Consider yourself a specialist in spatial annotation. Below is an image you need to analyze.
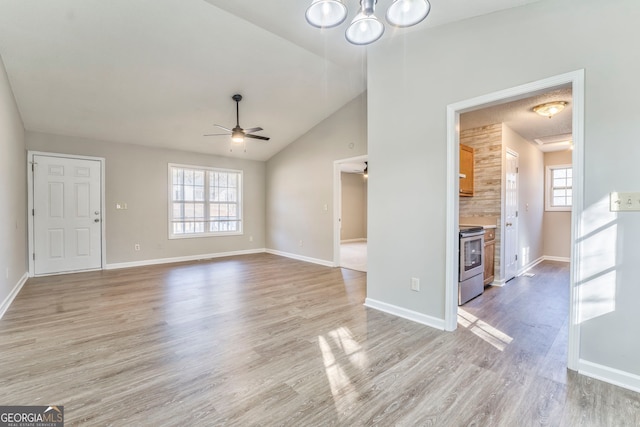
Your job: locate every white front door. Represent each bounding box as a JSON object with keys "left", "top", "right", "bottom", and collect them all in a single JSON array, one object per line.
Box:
[
  {"left": 33, "top": 154, "right": 102, "bottom": 275},
  {"left": 504, "top": 150, "right": 519, "bottom": 281}
]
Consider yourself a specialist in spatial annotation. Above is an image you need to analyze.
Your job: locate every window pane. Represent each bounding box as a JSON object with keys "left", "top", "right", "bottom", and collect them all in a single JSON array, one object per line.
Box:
[
  {"left": 210, "top": 203, "right": 220, "bottom": 218},
  {"left": 553, "top": 178, "right": 566, "bottom": 188},
  {"left": 195, "top": 171, "right": 204, "bottom": 186},
  {"left": 553, "top": 189, "right": 566, "bottom": 198},
  {"left": 173, "top": 185, "right": 183, "bottom": 200},
  {"left": 194, "top": 203, "right": 205, "bottom": 219},
  {"left": 184, "top": 186, "right": 194, "bottom": 201},
  {"left": 173, "top": 203, "right": 183, "bottom": 219},
  {"left": 175, "top": 169, "right": 183, "bottom": 184},
  {"left": 185, "top": 203, "right": 194, "bottom": 218},
  {"left": 553, "top": 197, "right": 566, "bottom": 206},
  {"left": 195, "top": 187, "right": 205, "bottom": 201}
]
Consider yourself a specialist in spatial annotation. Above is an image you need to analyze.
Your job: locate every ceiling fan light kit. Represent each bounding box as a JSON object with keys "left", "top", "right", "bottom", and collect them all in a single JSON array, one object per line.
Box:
[
  {"left": 306, "top": 0, "right": 431, "bottom": 45},
  {"left": 532, "top": 101, "right": 568, "bottom": 118},
  {"left": 204, "top": 94, "right": 270, "bottom": 149}
]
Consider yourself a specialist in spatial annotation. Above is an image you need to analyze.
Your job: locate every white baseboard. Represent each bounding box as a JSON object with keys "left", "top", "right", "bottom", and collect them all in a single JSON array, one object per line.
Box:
[
  {"left": 543, "top": 255, "right": 571, "bottom": 263},
  {"left": 364, "top": 298, "right": 445, "bottom": 331},
  {"left": 340, "top": 238, "right": 367, "bottom": 243},
  {"left": 264, "top": 249, "right": 334, "bottom": 268},
  {"left": 0, "top": 272, "right": 28, "bottom": 319},
  {"left": 517, "top": 256, "right": 545, "bottom": 276},
  {"left": 105, "top": 248, "right": 266, "bottom": 270},
  {"left": 515, "top": 255, "right": 570, "bottom": 278},
  {"left": 578, "top": 359, "right": 640, "bottom": 393}
]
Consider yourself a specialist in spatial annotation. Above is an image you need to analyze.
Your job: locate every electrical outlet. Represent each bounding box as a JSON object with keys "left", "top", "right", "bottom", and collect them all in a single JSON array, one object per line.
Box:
[
  {"left": 249, "top": 235, "right": 253, "bottom": 242},
  {"left": 610, "top": 192, "right": 640, "bottom": 211},
  {"left": 411, "top": 277, "right": 420, "bottom": 291},
  {"left": 134, "top": 243, "right": 141, "bottom": 251},
  {"left": 298, "top": 240, "right": 303, "bottom": 247}
]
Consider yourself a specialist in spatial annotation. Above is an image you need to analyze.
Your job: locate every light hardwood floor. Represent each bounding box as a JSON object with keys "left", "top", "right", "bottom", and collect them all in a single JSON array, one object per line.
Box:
[{"left": 1, "top": 255, "right": 639, "bottom": 426}]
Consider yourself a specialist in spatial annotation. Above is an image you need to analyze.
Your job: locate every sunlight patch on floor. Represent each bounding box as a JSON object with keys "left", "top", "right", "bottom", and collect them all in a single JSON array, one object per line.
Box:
[
  {"left": 318, "top": 326, "right": 369, "bottom": 418},
  {"left": 458, "top": 308, "right": 513, "bottom": 351}
]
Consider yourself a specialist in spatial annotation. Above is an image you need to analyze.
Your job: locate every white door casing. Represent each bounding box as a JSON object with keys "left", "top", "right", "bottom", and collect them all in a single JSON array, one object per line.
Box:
[
  {"left": 504, "top": 149, "right": 519, "bottom": 282},
  {"left": 445, "top": 70, "right": 584, "bottom": 372},
  {"left": 32, "top": 154, "right": 103, "bottom": 275}
]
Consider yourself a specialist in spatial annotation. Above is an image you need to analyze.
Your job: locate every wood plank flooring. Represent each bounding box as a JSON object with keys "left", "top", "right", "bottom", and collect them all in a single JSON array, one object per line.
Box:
[{"left": 1, "top": 255, "right": 639, "bottom": 426}]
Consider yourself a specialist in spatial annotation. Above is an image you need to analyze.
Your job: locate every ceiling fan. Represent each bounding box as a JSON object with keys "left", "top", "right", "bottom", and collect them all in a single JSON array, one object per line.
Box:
[{"left": 204, "top": 94, "right": 270, "bottom": 145}]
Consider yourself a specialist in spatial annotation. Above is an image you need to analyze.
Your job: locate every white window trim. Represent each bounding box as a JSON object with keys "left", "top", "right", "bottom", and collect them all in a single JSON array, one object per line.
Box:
[
  {"left": 545, "top": 164, "right": 572, "bottom": 212},
  {"left": 168, "top": 163, "right": 243, "bottom": 239}
]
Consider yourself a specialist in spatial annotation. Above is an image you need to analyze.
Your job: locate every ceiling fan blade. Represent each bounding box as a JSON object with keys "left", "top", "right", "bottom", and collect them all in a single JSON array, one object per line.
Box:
[
  {"left": 243, "top": 127, "right": 263, "bottom": 134},
  {"left": 245, "top": 134, "right": 270, "bottom": 141},
  {"left": 214, "top": 124, "right": 232, "bottom": 132},
  {"left": 203, "top": 133, "right": 231, "bottom": 137}
]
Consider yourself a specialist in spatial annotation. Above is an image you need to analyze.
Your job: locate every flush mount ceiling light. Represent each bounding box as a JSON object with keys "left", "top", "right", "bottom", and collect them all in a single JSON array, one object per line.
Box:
[
  {"left": 306, "top": 0, "right": 431, "bottom": 45},
  {"left": 532, "top": 101, "right": 568, "bottom": 118}
]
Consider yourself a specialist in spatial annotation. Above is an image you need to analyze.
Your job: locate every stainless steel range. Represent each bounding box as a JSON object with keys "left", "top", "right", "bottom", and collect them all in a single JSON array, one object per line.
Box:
[{"left": 459, "top": 226, "right": 485, "bottom": 305}]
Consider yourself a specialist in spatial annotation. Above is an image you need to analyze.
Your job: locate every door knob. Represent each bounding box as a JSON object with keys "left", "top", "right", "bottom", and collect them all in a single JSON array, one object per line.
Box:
[
  {"left": 95, "top": 211, "right": 100, "bottom": 215},
  {"left": 94, "top": 218, "right": 100, "bottom": 223}
]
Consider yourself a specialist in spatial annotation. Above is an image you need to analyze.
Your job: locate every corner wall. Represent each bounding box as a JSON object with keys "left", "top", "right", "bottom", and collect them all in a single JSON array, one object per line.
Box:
[
  {"left": 0, "top": 55, "right": 27, "bottom": 316},
  {"left": 266, "top": 93, "right": 367, "bottom": 263}
]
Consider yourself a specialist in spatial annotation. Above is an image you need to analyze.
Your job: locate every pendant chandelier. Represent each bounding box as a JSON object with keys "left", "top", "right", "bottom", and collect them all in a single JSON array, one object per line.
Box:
[{"left": 305, "top": 0, "right": 431, "bottom": 45}]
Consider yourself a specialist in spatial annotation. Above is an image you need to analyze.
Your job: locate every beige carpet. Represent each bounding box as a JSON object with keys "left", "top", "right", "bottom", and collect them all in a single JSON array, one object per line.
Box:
[{"left": 340, "top": 241, "right": 367, "bottom": 272}]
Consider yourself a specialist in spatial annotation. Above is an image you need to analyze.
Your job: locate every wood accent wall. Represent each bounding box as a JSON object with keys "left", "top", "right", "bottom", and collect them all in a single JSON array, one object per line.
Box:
[{"left": 460, "top": 123, "right": 503, "bottom": 280}]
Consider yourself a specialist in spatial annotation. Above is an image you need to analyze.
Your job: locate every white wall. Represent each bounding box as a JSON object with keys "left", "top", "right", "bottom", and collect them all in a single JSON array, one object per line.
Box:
[
  {"left": 26, "top": 131, "right": 266, "bottom": 265},
  {"left": 544, "top": 150, "right": 572, "bottom": 259},
  {"left": 0, "top": 55, "right": 26, "bottom": 314},
  {"left": 502, "top": 124, "right": 544, "bottom": 271},
  {"left": 367, "top": 0, "right": 640, "bottom": 378},
  {"left": 341, "top": 172, "right": 367, "bottom": 241},
  {"left": 266, "top": 93, "right": 367, "bottom": 263}
]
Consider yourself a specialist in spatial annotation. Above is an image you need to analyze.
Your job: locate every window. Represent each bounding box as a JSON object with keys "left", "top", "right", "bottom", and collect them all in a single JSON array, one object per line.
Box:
[
  {"left": 545, "top": 164, "right": 572, "bottom": 211},
  {"left": 168, "top": 164, "right": 242, "bottom": 238}
]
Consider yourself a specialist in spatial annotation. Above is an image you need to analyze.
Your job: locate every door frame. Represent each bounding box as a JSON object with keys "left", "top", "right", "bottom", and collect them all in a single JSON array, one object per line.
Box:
[
  {"left": 333, "top": 154, "right": 368, "bottom": 267},
  {"left": 444, "top": 70, "right": 584, "bottom": 371},
  {"left": 27, "top": 151, "right": 106, "bottom": 276}
]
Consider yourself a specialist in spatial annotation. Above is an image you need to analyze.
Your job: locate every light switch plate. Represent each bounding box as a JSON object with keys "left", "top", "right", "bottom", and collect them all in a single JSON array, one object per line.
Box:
[{"left": 610, "top": 192, "right": 640, "bottom": 212}]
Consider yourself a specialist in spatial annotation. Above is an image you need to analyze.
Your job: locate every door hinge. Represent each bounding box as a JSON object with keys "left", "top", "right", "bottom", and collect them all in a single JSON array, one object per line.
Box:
[
  {"left": 515, "top": 254, "right": 518, "bottom": 261},
  {"left": 32, "top": 209, "right": 35, "bottom": 216},
  {"left": 515, "top": 211, "right": 518, "bottom": 218},
  {"left": 516, "top": 167, "right": 519, "bottom": 173},
  {"left": 32, "top": 253, "right": 35, "bottom": 261}
]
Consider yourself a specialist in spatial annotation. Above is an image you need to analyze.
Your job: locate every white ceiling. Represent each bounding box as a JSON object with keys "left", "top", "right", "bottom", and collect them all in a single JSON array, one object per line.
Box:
[
  {"left": 0, "top": 0, "right": 542, "bottom": 161},
  {"left": 461, "top": 86, "right": 573, "bottom": 152}
]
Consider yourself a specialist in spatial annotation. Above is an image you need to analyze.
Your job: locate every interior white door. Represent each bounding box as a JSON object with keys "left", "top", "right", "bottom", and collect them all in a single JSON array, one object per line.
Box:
[
  {"left": 504, "top": 150, "right": 519, "bottom": 281},
  {"left": 33, "top": 155, "right": 102, "bottom": 275}
]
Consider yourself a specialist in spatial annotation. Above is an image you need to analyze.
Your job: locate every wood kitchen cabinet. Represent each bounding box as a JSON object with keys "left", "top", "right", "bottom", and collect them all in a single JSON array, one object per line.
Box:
[
  {"left": 483, "top": 228, "right": 495, "bottom": 286},
  {"left": 459, "top": 144, "right": 474, "bottom": 196}
]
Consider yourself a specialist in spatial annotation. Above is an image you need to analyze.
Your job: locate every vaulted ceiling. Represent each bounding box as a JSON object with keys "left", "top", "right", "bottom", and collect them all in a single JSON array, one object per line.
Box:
[{"left": 0, "top": 0, "right": 542, "bottom": 161}]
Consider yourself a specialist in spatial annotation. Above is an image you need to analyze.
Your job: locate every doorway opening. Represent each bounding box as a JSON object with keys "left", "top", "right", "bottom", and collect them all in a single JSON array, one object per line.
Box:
[
  {"left": 445, "top": 70, "right": 584, "bottom": 371},
  {"left": 333, "top": 155, "right": 368, "bottom": 271}
]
